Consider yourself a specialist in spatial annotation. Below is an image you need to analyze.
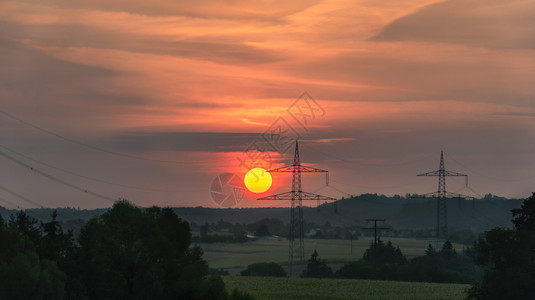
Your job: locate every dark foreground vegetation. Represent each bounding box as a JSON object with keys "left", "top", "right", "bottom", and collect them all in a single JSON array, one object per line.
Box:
[
  {"left": 1, "top": 193, "right": 532, "bottom": 299},
  {"left": 332, "top": 240, "right": 480, "bottom": 283},
  {"left": 237, "top": 193, "right": 535, "bottom": 300},
  {"left": 0, "top": 200, "right": 251, "bottom": 299},
  {"left": 466, "top": 192, "right": 535, "bottom": 299}
]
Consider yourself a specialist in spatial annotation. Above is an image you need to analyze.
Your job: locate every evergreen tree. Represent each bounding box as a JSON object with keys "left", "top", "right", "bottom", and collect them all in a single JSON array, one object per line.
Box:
[
  {"left": 425, "top": 243, "right": 436, "bottom": 256},
  {"left": 363, "top": 239, "right": 407, "bottom": 266},
  {"left": 300, "top": 250, "right": 333, "bottom": 278}
]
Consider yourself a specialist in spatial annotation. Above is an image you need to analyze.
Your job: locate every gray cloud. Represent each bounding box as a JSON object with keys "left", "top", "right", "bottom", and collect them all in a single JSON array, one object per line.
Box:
[
  {"left": 372, "top": 0, "right": 535, "bottom": 50},
  {"left": 282, "top": 51, "right": 535, "bottom": 108},
  {"left": 110, "top": 131, "right": 261, "bottom": 153},
  {"left": 0, "top": 22, "right": 287, "bottom": 65},
  {"left": 12, "top": 0, "right": 320, "bottom": 20},
  {"left": 493, "top": 112, "right": 535, "bottom": 117}
]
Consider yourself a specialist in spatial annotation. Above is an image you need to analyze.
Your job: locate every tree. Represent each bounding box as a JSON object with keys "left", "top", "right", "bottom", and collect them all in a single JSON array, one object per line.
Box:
[
  {"left": 39, "top": 210, "right": 75, "bottom": 265},
  {"left": 467, "top": 192, "right": 535, "bottom": 299},
  {"left": 425, "top": 243, "right": 436, "bottom": 256},
  {"left": 0, "top": 215, "right": 66, "bottom": 299},
  {"left": 200, "top": 222, "right": 209, "bottom": 242},
  {"left": 8, "top": 211, "right": 40, "bottom": 249},
  {"left": 240, "top": 262, "right": 286, "bottom": 277},
  {"left": 440, "top": 240, "right": 456, "bottom": 258},
  {"left": 300, "top": 250, "right": 333, "bottom": 278},
  {"left": 254, "top": 224, "right": 270, "bottom": 237},
  {"left": 77, "top": 200, "right": 229, "bottom": 299},
  {"left": 335, "top": 261, "right": 374, "bottom": 279},
  {"left": 362, "top": 240, "right": 407, "bottom": 266}
]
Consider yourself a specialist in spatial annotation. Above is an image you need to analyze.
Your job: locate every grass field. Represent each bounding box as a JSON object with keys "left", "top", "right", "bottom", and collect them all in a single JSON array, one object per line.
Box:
[
  {"left": 223, "top": 276, "right": 469, "bottom": 300},
  {"left": 198, "top": 237, "right": 460, "bottom": 275}
]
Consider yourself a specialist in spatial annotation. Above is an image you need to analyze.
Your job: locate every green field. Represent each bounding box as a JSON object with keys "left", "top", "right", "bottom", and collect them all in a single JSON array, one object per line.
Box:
[
  {"left": 198, "top": 237, "right": 458, "bottom": 275},
  {"left": 223, "top": 276, "right": 469, "bottom": 300}
]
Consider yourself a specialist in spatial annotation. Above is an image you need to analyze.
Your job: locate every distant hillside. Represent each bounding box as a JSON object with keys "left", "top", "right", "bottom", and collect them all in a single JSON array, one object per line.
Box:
[
  {"left": 172, "top": 194, "right": 522, "bottom": 233},
  {"left": 0, "top": 194, "right": 524, "bottom": 234}
]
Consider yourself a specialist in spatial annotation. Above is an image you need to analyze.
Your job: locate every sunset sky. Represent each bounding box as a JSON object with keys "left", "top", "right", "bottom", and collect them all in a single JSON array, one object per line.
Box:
[{"left": 1, "top": 0, "right": 534, "bottom": 209}]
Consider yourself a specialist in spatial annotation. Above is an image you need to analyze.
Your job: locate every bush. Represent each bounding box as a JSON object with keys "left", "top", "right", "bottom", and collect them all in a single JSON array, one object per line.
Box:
[
  {"left": 335, "top": 241, "right": 480, "bottom": 283},
  {"left": 211, "top": 268, "right": 230, "bottom": 276},
  {"left": 240, "top": 262, "right": 286, "bottom": 277},
  {"left": 335, "top": 261, "right": 374, "bottom": 279}
]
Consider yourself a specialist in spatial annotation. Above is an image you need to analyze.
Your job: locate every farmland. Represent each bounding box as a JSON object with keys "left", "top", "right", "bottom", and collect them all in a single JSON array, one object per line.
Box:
[
  {"left": 198, "top": 237, "right": 462, "bottom": 275},
  {"left": 223, "top": 276, "right": 469, "bottom": 300}
]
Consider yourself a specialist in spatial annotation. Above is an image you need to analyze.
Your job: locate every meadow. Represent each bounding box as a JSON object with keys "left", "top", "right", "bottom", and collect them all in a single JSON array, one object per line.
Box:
[
  {"left": 198, "top": 237, "right": 462, "bottom": 275},
  {"left": 223, "top": 276, "right": 469, "bottom": 300}
]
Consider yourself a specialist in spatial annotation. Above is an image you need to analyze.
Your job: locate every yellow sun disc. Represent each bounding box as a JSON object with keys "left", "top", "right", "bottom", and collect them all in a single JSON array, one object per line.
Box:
[{"left": 244, "top": 168, "right": 272, "bottom": 193}]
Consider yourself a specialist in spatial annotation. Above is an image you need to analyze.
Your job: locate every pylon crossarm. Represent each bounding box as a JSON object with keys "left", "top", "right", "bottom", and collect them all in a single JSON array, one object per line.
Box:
[
  {"left": 257, "top": 192, "right": 294, "bottom": 200},
  {"left": 267, "top": 165, "right": 298, "bottom": 172},
  {"left": 257, "top": 191, "right": 336, "bottom": 201},
  {"left": 417, "top": 170, "right": 441, "bottom": 176},
  {"left": 413, "top": 192, "right": 440, "bottom": 198},
  {"left": 267, "top": 165, "right": 329, "bottom": 173},
  {"left": 417, "top": 170, "right": 467, "bottom": 177},
  {"left": 444, "top": 191, "right": 474, "bottom": 200},
  {"left": 299, "top": 191, "right": 336, "bottom": 201},
  {"left": 416, "top": 191, "right": 474, "bottom": 200},
  {"left": 296, "top": 165, "right": 328, "bottom": 173},
  {"left": 443, "top": 171, "right": 467, "bottom": 177}
]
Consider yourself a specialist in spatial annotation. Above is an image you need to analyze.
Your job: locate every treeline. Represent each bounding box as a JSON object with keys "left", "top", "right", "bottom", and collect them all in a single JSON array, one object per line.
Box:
[
  {"left": 240, "top": 193, "right": 535, "bottom": 299},
  {"left": 0, "top": 200, "right": 252, "bottom": 300},
  {"left": 193, "top": 216, "right": 478, "bottom": 245},
  {"left": 333, "top": 240, "right": 480, "bottom": 283},
  {"left": 239, "top": 240, "right": 481, "bottom": 284}
]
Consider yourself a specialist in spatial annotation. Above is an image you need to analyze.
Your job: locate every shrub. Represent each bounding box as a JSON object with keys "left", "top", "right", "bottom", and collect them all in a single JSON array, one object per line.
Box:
[{"left": 240, "top": 262, "right": 286, "bottom": 277}]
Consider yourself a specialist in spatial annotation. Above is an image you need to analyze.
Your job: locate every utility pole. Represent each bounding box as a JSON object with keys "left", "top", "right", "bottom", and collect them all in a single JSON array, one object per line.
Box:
[
  {"left": 349, "top": 230, "right": 356, "bottom": 255},
  {"left": 258, "top": 140, "right": 335, "bottom": 276},
  {"left": 363, "top": 219, "right": 390, "bottom": 267},
  {"left": 363, "top": 219, "right": 390, "bottom": 245},
  {"left": 417, "top": 151, "right": 470, "bottom": 242}
]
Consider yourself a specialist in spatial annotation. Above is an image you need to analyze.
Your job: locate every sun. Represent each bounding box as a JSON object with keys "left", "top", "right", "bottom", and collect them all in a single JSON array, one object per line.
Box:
[{"left": 244, "top": 168, "right": 272, "bottom": 193}]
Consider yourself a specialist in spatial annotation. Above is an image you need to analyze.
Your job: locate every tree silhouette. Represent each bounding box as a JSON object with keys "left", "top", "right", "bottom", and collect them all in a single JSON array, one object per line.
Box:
[
  {"left": 77, "top": 200, "right": 228, "bottom": 299},
  {"left": 363, "top": 239, "right": 407, "bottom": 266},
  {"left": 300, "top": 250, "right": 333, "bottom": 278},
  {"left": 240, "top": 262, "right": 286, "bottom": 277},
  {"left": 468, "top": 192, "right": 535, "bottom": 299},
  {"left": 0, "top": 213, "right": 65, "bottom": 299},
  {"left": 254, "top": 224, "right": 270, "bottom": 237}
]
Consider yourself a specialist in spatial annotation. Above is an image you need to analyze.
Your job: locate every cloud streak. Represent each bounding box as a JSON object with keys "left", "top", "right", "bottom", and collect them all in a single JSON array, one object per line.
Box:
[
  {"left": 373, "top": 0, "right": 535, "bottom": 50},
  {"left": 1, "top": 0, "right": 534, "bottom": 208}
]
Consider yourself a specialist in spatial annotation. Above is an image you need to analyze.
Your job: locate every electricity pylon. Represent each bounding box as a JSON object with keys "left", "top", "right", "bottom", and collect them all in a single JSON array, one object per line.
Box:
[
  {"left": 258, "top": 140, "right": 335, "bottom": 276},
  {"left": 417, "top": 151, "right": 470, "bottom": 241}
]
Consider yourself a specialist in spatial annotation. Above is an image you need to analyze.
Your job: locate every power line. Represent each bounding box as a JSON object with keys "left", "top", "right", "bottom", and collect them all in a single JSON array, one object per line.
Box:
[
  {"left": 0, "top": 195, "right": 50, "bottom": 220},
  {"left": 0, "top": 109, "right": 206, "bottom": 165},
  {"left": 0, "top": 150, "right": 116, "bottom": 203},
  {"left": 301, "top": 143, "right": 436, "bottom": 168},
  {"left": 0, "top": 184, "right": 45, "bottom": 208},
  {"left": 444, "top": 153, "right": 535, "bottom": 183},
  {"left": 0, "top": 195, "right": 24, "bottom": 210},
  {"left": 0, "top": 145, "right": 203, "bottom": 193}
]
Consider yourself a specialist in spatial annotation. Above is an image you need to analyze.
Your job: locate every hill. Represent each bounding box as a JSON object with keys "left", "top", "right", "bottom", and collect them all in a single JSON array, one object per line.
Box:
[{"left": 0, "top": 194, "right": 523, "bottom": 236}]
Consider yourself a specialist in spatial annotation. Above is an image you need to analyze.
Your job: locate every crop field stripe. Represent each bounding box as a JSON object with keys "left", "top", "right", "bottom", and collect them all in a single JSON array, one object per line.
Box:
[{"left": 223, "top": 276, "right": 469, "bottom": 300}]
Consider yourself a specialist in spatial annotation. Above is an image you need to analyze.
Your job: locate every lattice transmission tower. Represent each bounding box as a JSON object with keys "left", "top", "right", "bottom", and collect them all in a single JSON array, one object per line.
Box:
[
  {"left": 417, "top": 151, "right": 471, "bottom": 241},
  {"left": 258, "top": 140, "right": 335, "bottom": 276}
]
